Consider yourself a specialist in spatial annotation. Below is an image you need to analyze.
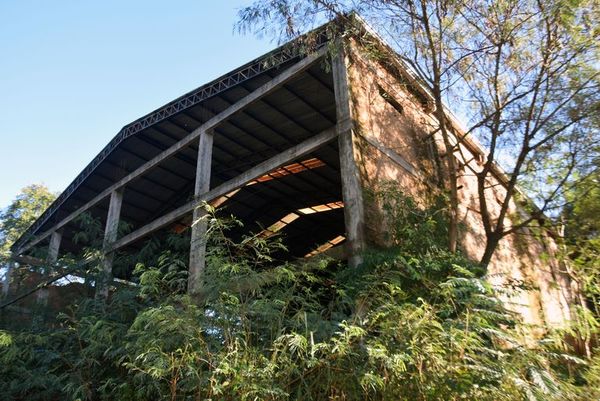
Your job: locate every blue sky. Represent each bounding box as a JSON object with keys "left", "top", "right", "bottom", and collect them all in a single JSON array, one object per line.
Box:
[{"left": 0, "top": 0, "right": 273, "bottom": 208}]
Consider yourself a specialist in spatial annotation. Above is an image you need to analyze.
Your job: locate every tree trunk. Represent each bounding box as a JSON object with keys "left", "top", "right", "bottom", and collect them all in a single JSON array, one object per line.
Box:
[
  {"left": 480, "top": 234, "right": 500, "bottom": 267},
  {"left": 434, "top": 102, "right": 459, "bottom": 254}
]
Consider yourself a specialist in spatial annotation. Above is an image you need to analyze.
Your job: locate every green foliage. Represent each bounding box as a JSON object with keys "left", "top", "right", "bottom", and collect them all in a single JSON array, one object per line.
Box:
[
  {"left": 366, "top": 182, "right": 450, "bottom": 254},
  {"left": 562, "top": 165, "right": 600, "bottom": 356},
  {"left": 1, "top": 197, "right": 599, "bottom": 400},
  {"left": 0, "top": 184, "right": 56, "bottom": 261}
]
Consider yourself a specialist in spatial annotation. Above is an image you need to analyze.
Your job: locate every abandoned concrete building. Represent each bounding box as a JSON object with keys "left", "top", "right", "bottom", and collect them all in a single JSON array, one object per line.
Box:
[{"left": 2, "top": 19, "right": 578, "bottom": 329}]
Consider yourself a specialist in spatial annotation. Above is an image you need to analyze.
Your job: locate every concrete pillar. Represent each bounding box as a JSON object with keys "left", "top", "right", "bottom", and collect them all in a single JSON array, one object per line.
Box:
[
  {"left": 332, "top": 45, "right": 366, "bottom": 268},
  {"left": 2, "top": 262, "right": 13, "bottom": 298},
  {"left": 36, "top": 230, "right": 62, "bottom": 305},
  {"left": 188, "top": 130, "right": 213, "bottom": 295},
  {"left": 96, "top": 189, "right": 123, "bottom": 300}
]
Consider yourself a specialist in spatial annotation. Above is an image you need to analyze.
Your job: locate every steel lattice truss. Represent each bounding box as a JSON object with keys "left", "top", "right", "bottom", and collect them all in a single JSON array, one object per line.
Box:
[{"left": 13, "top": 34, "right": 329, "bottom": 252}]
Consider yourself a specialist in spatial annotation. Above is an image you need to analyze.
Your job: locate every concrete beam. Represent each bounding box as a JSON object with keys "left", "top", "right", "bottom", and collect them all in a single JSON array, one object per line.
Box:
[{"left": 110, "top": 127, "right": 338, "bottom": 251}]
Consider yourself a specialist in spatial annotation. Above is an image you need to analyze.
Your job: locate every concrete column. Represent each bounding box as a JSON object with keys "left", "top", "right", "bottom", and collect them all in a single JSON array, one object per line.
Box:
[
  {"left": 332, "top": 45, "right": 366, "bottom": 268},
  {"left": 36, "top": 230, "right": 62, "bottom": 305},
  {"left": 2, "top": 262, "right": 13, "bottom": 298},
  {"left": 96, "top": 189, "right": 123, "bottom": 300},
  {"left": 188, "top": 130, "right": 214, "bottom": 295}
]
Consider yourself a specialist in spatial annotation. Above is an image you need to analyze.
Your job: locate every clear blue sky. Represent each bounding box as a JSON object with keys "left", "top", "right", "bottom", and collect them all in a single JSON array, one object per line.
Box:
[{"left": 0, "top": 0, "right": 273, "bottom": 208}]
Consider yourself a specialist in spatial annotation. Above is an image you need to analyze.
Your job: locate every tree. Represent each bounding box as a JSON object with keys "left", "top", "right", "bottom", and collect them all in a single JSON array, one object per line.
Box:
[
  {"left": 237, "top": 0, "right": 600, "bottom": 266},
  {"left": 564, "top": 163, "right": 600, "bottom": 314},
  {"left": 455, "top": 0, "right": 600, "bottom": 266},
  {"left": 0, "top": 184, "right": 57, "bottom": 262}
]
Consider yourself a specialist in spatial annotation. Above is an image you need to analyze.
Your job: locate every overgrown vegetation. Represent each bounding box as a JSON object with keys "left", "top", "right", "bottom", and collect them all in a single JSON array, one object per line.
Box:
[
  {"left": 1, "top": 191, "right": 599, "bottom": 400},
  {"left": 564, "top": 166, "right": 600, "bottom": 314}
]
